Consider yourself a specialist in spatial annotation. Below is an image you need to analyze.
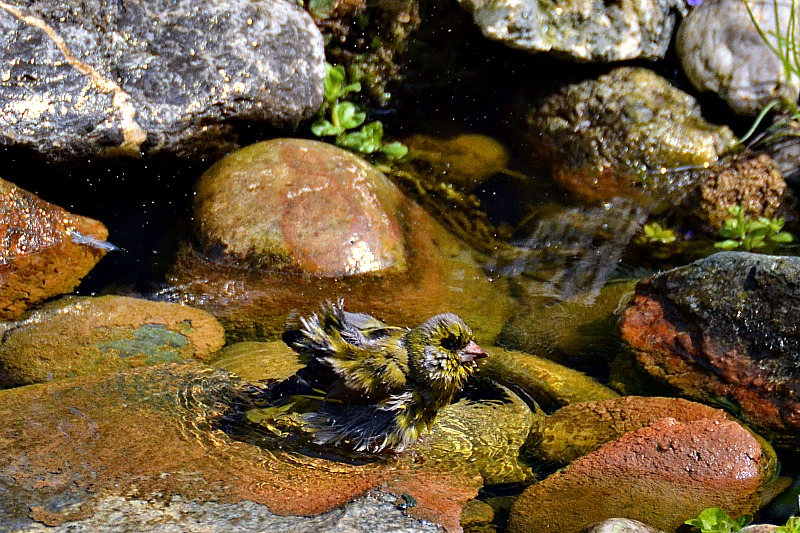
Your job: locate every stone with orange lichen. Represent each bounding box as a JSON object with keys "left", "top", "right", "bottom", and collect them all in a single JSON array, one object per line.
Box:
[
  {"left": 508, "top": 416, "right": 780, "bottom": 533},
  {"left": 0, "top": 363, "right": 481, "bottom": 532},
  {"left": 0, "top": 177, "right": 109, "bottom": 320},
  {"left": 0, "top": 295, "right": 226, "bottom": 388},
  {"left": 618, "top": 252, "right": 800, "bottom": 451},
  {"left": 163, "top": 138, "right": 514, "bottom": 343}
]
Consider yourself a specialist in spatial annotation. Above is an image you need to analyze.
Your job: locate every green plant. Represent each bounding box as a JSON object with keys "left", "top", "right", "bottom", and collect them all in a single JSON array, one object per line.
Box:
[
  {"left": 311, "top": 63, "right": 408, "bottom": 160},
  {"left": 684, "top": 507, "right": 752, "bottom": 532},
  {"left": 714, "top": 205, "right": 794, "bottom": 251},
  {"left": 638, "top": 222, "right": 678, "bottom": 244},
  {"left": 776, "top": 517, "right": 800, "bottom": 533}
]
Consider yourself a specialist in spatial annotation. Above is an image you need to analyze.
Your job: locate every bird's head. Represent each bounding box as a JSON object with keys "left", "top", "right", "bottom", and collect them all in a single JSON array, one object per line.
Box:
[{"left": 406, "top": 313, "right": 488, "bottom": 389}]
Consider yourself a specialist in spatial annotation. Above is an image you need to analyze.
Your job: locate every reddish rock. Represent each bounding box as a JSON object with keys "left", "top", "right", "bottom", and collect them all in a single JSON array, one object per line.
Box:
[
  {"left": 0, "top": 363, "right": 481, "bottom": 532},
  {"left": 0, "top": 177, "right": 109, "bottom": 320},
  {"left": 618, "top": 252, "right": 800, "bottom": 451},
  {"left": 508, "top": 417, "right": 780, "bottom": 533},
  {"left": 164, "top": 139, "right": 514, "bottom": 342},
  {"left": 528, "top": 396, "right": 733, "bottom": 464}
]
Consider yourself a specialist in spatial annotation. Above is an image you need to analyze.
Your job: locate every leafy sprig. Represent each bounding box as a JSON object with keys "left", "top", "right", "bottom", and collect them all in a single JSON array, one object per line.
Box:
[
  {"left": 311, "top": 63, "right": 408, "bottom": 161},
  {"left": 713, "top": 205, "right": 794, "bottom": 251},
  {"left": 684, "top": 507, "right": 752, "bottom": 533}
]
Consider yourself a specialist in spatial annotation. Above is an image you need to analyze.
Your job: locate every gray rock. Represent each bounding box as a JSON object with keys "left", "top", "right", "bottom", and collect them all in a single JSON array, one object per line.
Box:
[
  {"left": 581, "top": 518, "right": 665, "bottom": 533},
  {"left": 677, "top": 0, "right": 800, "bottom": 116},
  {"left": 0, "top": 0, "right": 325, "bottom": 161},
  {"left": 13, "top": 493, "right": 442, "bottom": 532},
  {"left": 458, "top": 0, "right": 687, "bottom": 62}
]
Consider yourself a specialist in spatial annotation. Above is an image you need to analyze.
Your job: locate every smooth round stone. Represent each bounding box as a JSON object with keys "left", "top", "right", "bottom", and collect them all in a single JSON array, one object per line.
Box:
[
  {"left": 0, "top": 295, "right": 225, "bottom": 388},
  {"left": 209, "top": 341, "right": 304, "bottom": 383},
  {"left": 194, "top": 139, "right": 407, "bottom": 277}
]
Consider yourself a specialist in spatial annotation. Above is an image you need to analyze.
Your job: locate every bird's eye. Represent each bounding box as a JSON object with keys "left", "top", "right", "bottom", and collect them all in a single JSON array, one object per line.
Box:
[{"left": 440, "top": 337, "right": 457, "bottom": 351}]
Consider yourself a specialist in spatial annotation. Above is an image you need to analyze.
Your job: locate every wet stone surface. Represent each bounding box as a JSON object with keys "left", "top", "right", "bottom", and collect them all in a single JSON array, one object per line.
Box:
[
  {"left": 0, "top": 177, "right": 109, "bottom": 320},
  {"left": 0, "top": 0, "right": 324, "bottom": 161},
  {"left": 619, "top": 251, "right": 800, "bottom": 451},
  {"left": 0, "top": 295, "right": 226, "bottom": 388},
  {"left": 165, "top": 138, "right": 515, "bottom": 343}
]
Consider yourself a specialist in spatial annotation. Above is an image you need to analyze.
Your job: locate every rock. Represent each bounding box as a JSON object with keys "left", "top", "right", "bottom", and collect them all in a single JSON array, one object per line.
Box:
[
  {"left": 163, "top": 138, "right": 515, "bottom": 342},
  {"left": 19, "top": 492, "right": 442, "bottom": 533},
  {"left": 527, "top": 396, "right": 734, "bottom": 464},
  {"left": 508, "top": 417, "right": 780, "bottom": 532},
  {"left": 0, "top": 363, "right": 487, "bottom": 532},
  {"left": 209, "top": 341, "right": 305, "bottom": 383},
  {"left": 457, "top": 0, "right": 686, "bottom": 62},
  {"left": 0, "top": 0, "right": 324, "bottom": 162},
  {"left": 677, "top": 0, "right": 800, "bottom": 116},
  {"left": 0, "top": 177, "right": 109, "bottom": 320},
  {"left": 478, "top": 346, "right": 618, "bottom": 412},
  {"left": 619, "top": 252, "right": 800, "bottom": 451},
  {"left": 688, "top": 153, "right": 791, "bottom": 233},
  {"left": 460, "top": 499, "right": 494, "bottom": 530},
  {"left": 0, "top": 295, "right": 225, "bottom": 388},
  {"left": 402, "top": 132, "right": 510, "bottom": 192},
  {"left": 517, "top": 67, "right": 737, "bottom": 202},
  {"left": 580, "top": 518, "right": 665, "bottom": 533}
]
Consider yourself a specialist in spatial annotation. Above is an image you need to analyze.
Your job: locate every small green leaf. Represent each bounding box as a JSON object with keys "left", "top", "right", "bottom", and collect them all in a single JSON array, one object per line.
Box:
[
  {"left": 332, "top": 101, "right": 366, "bottom": 130},
  {"left": 684, "top": 507, "right": 751, "bottom": 532},
  {"left": 380, "top": 141, "right": 408, "bottom": 160},
  {"left": 337, "top": 121, "right": 384, "bottom": 154},
  {"left": 311, "top": 118, "right": 343, "bottom": 137},
  {"left": 770, "top": 231, "right": 795, "bottom": 243},
  {"left": 715, "top": 239, "right": 741, "bottom": 250},
  {"left": 323, "top": 63, "right": 347, "bottom": 103}
]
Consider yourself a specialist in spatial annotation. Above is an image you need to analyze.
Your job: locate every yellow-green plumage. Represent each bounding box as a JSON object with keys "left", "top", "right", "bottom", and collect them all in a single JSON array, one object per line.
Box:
[{"left": 280, "top": 300, "right": 488, "bottom": 452}]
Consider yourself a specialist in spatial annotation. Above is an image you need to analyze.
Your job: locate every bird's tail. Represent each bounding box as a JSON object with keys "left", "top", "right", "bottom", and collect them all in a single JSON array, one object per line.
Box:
[
  {"left": 303, "top": 401, "right": 413, "bottom": 453},
  {"left": 282, "top": 300, "right": 350, "bottom": 361}
]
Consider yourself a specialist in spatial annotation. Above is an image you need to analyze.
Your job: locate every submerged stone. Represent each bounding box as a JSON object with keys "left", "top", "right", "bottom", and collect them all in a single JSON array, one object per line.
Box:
[
  {"left": 0, "top": 363, "right": 485, "bottom": 532},
  {"left": 517, "top": 67, "right": 736, "bottom": 203},
  {"left": 0, "top": 0, "right": 324, "bottom": 161},
  {"left": 0, "top": 295, "right": 225, "bottom": 388},
  {"left": 509, "top": 416, "right": 781, "bottom": 532},
  {"left": 458, "top": 0, "right": 686, "bottom": 62},
  {"left": 165, "top": 138, "right": 515, "bottom": 342},
  {"left": 619, "top": 252, "right": 800, "bottom": 451},
  {"left": 0, "top": 177, "right": 109, "bottom": 320},
  {"left": 478, "top": 346, "right": 618, "bottom": 412}
]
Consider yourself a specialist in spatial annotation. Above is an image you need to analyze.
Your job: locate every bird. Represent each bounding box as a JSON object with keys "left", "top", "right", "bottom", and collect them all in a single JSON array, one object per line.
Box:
[{"left": 278, "top": 300, "right": 488, "bottom": 453}]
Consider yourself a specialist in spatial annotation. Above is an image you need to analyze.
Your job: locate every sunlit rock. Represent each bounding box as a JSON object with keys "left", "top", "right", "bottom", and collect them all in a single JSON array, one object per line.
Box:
[
  {"left": 677, "top": 0, "right": 800, "bottom": 116},
  {"left": 508, "top": 416, "right": 781, "bottom": 532},
  {"left": 517, "top": 67, "right": 736, "bottom": 203},
  {"left": 580, "top": 518, "right": 665, "bottom": 532},
  {"left": 0, "top": 295, "right": 225, "bottom": 388},
  {"left": 0, "top": 363, "right": 485, "bottom": 532},
  {"left": 164, "top": 138, "right": 515, "bottom": 343},
  {"left": 526, "top": 396, "right": 741, "bottom": 464},
  {"left": 619, "top": 252, "right": 800, "bottom": 452},
  {"left": 0, "top": 0, "right": 324, "bottom": 161},
  {"left": 458, "top": 0, "right": 686, "bottom": 62},
  {"left": 0, "top": 177, "right": 109, "bottom": 320}
]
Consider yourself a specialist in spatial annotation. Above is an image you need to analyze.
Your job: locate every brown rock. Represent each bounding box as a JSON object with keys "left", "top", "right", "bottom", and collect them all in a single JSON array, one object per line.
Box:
[
  {"left": 691, "top": 153, "right": 790, "bottom": 232},
  {"left": 165, "top": 139, "right": 515, "bottom": 342},
  {"left": 0, "top": 363, "right": 480, "bottom": 531},
  {"left": 0, "top": 295, "right": 225, "bottom": 388},
  {"left": 508, "top": 417, "right": 779, "bottom": 533},
  {"left": 0, "top": 177, "right": 109, "bottom": 320},
  {"left": 528, "top": 396, "right": 731, "bottom": 464}
]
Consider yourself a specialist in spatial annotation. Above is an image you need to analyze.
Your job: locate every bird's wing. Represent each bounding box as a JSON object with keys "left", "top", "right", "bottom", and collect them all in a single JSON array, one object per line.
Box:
[{"left": 282, "top": 301, "right": 409, "bottom": 398}]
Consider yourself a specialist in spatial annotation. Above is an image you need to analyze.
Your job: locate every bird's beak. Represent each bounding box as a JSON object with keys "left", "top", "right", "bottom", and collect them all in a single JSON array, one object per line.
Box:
[{"left": 460, "top": 340, "right": 489, "bottom": 363}]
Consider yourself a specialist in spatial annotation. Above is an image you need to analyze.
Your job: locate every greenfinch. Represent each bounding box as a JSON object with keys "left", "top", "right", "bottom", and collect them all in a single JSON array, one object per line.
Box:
[{"left": 279, "top": 300, "right": 488, "bottom": 453}]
